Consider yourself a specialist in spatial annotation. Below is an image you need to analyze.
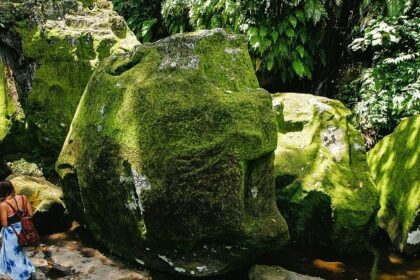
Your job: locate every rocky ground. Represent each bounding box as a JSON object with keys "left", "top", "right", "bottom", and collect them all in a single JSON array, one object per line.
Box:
[{"left": 1, "top": 222, "right": 151, "bottom": 280}]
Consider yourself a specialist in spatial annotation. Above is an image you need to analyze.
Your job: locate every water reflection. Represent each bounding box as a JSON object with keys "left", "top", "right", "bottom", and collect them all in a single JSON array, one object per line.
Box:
[{"left": 152, "top": 233, "right": 420, "bottom": 280}]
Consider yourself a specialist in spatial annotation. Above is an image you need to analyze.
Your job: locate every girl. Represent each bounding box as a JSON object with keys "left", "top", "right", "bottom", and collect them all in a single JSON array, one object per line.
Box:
[{"left": 0, "top": 180, "right": 35, "bottom": 280}]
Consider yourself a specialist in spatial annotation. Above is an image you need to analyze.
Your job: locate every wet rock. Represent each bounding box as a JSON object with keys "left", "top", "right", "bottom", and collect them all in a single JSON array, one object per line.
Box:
[
  {"left": 56, "top": 29, "right": 289, "bottom": 276},
  {"left": 273, "top": 93, "right": 379, "bottom": 254},
  {"left": 249, "top": 265, "right": 324, "bottom": 280},
  {"left": 367, "top": 115, "right": 420, "bottom": 255}
]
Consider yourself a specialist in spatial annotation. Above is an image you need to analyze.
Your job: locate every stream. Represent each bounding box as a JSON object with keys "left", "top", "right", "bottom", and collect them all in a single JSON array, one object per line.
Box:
[{"left": 32, "top": 224, "right": 420, "bottom": 280}]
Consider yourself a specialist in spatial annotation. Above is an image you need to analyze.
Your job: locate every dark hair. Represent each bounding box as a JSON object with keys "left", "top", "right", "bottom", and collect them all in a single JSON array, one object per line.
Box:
[{"left": 0, "top": 180, "right": 15, "bottom": 201}]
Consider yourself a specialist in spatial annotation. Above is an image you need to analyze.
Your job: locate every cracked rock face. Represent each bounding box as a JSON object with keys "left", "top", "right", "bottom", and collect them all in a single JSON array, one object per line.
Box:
[
  {"left": 0, "top": 0, "right": 139, "bottom": 159},
  {"left": 273, "top": 92, "right": 379, "bottom": 255},
  {"left": 368, "top": 115, "right": 420, "bottom": 256},
  {"left": 56, "top": 29, "right": 288, "bottom": 276}
]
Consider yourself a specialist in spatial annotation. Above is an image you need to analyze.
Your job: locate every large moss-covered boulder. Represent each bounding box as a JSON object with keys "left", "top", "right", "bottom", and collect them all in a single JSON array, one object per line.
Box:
[
  {"left": 8, "top": 174, "right": 70, "bottom": 233},
  {"left": 367, "top": 115, "right": 420, "bottom": 255},
  {"left": 0, "top": 0, "right": 139, "bottom": 161},
  {"left": 56, "top": 29, "right": 288, "bottom": 276},
  {"left": 273, "top": 93, "right": 379, "bottom": 254}
]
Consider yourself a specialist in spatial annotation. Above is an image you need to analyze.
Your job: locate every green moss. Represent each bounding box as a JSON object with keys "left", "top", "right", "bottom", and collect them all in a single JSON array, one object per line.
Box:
[
  {"left": 57, "top": 29, "right": 288, "bottom": 276},
  {"left": 273, "top": 93, "right": 379, "bottom": 254},
  {"left": 367, "top": 115, "right": 420, "bottom": 255},
  {"left": 0, "top": 61, "right": 19, "bottom": 142},
  {"left": 14, "top": 23, "right": 99, "bottom": 154},
  {"left": 7, "top": 6, "right": 136, "bottom": 157},
  {"left": 78, "top": 0, "right": 95, "bottom": 8},
  {"left": 7, "top": 158, "right": 43, "bottom": 177},
  {"left": 0, "top": 62, "right": 8, "bottom": 141}
]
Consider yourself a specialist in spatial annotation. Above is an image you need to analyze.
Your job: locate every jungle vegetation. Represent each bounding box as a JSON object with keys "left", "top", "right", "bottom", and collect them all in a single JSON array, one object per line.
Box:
[{"left": 111, "top": 0, "right": 419, "bottom": 145}]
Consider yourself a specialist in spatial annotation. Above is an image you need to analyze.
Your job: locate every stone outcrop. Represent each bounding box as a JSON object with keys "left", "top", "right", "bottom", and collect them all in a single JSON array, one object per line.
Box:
[
  {"left": 0, "top": 0, "right": 139, "bottom": 165},
  {"left": 273, "top": 93, "right": 379, "bottom": 254},
  {"left": 56, "top": 29, "right": 289, "bottom": 276},
  {"left": 367, "top": 115, "right": 420, "bottom": 255},
  {"left": 6, "top": 158, "right": 44, "bottom": 177}
]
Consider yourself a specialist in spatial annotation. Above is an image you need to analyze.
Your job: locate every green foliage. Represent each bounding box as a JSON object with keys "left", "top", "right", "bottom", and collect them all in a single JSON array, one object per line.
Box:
[
  {"left": 111, "top": 0, "right": 166, "bottom": 42},
  {"left": 360, "top": 0, "right": 415, "bottom": 18},
  {"left": 339, "top": 7, "right": 419, "bottom": 139},
  {"left": 161, "top": 0, "right": 341, "bottom": 82},
  {"left": 162, "top": 0, "right": 191, "bottom": 33}
]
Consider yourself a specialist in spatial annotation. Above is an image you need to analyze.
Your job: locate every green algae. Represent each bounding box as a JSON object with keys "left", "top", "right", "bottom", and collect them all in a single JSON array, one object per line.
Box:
[
  {"left": 57, "top": 29, "right": 288, "bottom": 276},
  {"left": 368, "top": 115, "right": 420, "bottom": 255},
  {"left": 273, "top": 92, "right": 379, "bottom": 254}
]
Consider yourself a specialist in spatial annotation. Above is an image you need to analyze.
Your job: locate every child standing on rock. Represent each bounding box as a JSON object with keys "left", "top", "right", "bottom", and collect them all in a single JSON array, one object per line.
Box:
[{"left": 0, "top": 180, "right": 35, "bottom": 280}]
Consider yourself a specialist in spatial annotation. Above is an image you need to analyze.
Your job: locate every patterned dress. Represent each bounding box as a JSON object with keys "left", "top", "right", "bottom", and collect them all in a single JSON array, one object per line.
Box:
[{"left": 0, "top": 222, "right": 35, "bottom": 280}]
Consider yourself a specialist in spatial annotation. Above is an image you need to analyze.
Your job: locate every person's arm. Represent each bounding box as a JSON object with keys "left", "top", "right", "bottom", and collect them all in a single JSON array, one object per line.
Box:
[
  {"left": 23, "top": 195, "right": 33, "bottom": 216},
  {"left": 0, "top": 203, "right": 8, "bottom": 228}
]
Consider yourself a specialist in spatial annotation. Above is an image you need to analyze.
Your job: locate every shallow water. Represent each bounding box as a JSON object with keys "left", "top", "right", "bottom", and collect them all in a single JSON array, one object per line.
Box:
[
  {"left": 153, "top": 235, "right": 420, "bottom": 280},
  {"left": 40, "top": 225, "right": 420, "bottom": 280},
  {"left": 256, "top": 243, "right": 420, "bottom": 280}
]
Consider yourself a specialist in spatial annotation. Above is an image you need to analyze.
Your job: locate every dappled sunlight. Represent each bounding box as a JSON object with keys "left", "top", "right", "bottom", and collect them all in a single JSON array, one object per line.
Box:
[
  {"left": 273, "top": 93, "right": 378, "bottom": 255},
  {"left": 368, "top": 115, "right": 420, "bottom": 254},
  {"left": 0, "top": 0, "right": 418, "bottom": 278}
]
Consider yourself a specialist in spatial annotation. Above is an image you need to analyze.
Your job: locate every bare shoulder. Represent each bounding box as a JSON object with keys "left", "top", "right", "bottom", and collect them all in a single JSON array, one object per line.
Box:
[{"left": 17, "top": 194, "right": 28, "bottom": 201}]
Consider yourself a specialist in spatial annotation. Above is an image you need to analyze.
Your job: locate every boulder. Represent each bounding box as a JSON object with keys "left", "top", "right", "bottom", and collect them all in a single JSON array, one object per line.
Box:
[
  {"left": 273, "top": 93, "right": 379, "bottom": 254},
  {"left": 9, "top": 175, "right": 70, "bottom": 233},
  {"left": 56, "top": 29, "right": 289, "bottom": 276},
  {"left": 0, "top": 0, "right": 139, "bottom": 161},
  {"left": 7, "top": 158, "right": 44, "bottom": 177},
  {"left": 249, "top": 265, "right": 324, "bottom": 280},
  {"left": 367, "top": 115, "right": 420, "bottom": 255}
]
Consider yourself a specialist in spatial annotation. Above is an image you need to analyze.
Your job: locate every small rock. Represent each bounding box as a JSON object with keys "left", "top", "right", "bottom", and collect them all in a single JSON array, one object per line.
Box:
[{"left": 249, "top": 265, "right": 324, "bottom": 280}]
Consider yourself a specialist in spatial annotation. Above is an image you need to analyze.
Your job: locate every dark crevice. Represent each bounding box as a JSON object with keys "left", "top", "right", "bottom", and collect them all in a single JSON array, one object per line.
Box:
[
  {"left": 0, "top": 27, "right": 36, "bottom": 104},
  {"left": 108, "top": 50, "right": 145, "bottom": 76},
  {"left": 275, "top": 174, "right": 298, "bottom": 191}
]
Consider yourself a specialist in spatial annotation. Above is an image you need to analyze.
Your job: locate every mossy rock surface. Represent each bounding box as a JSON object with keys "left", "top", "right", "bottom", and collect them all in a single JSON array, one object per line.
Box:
[
  {"left": 367, "top": 115, "right": 420, "bottom": 255},
  {"left": 6, "top": 158, "right": 43, "bottom": 177},
  {"left": 56, "top": 29, "right": 289, "bottom": 276},
  {"left": 0, "top": 61, "right": 8, "bottom": 141},
  {"left": 0, "top": 0, "right": 139, "bottom": 159},
  {"left": 273, "top": 93, "right": 379, "bottom": 254},
  {"left": 0, "top": 60, "right": 23, "bottom": 142}
]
